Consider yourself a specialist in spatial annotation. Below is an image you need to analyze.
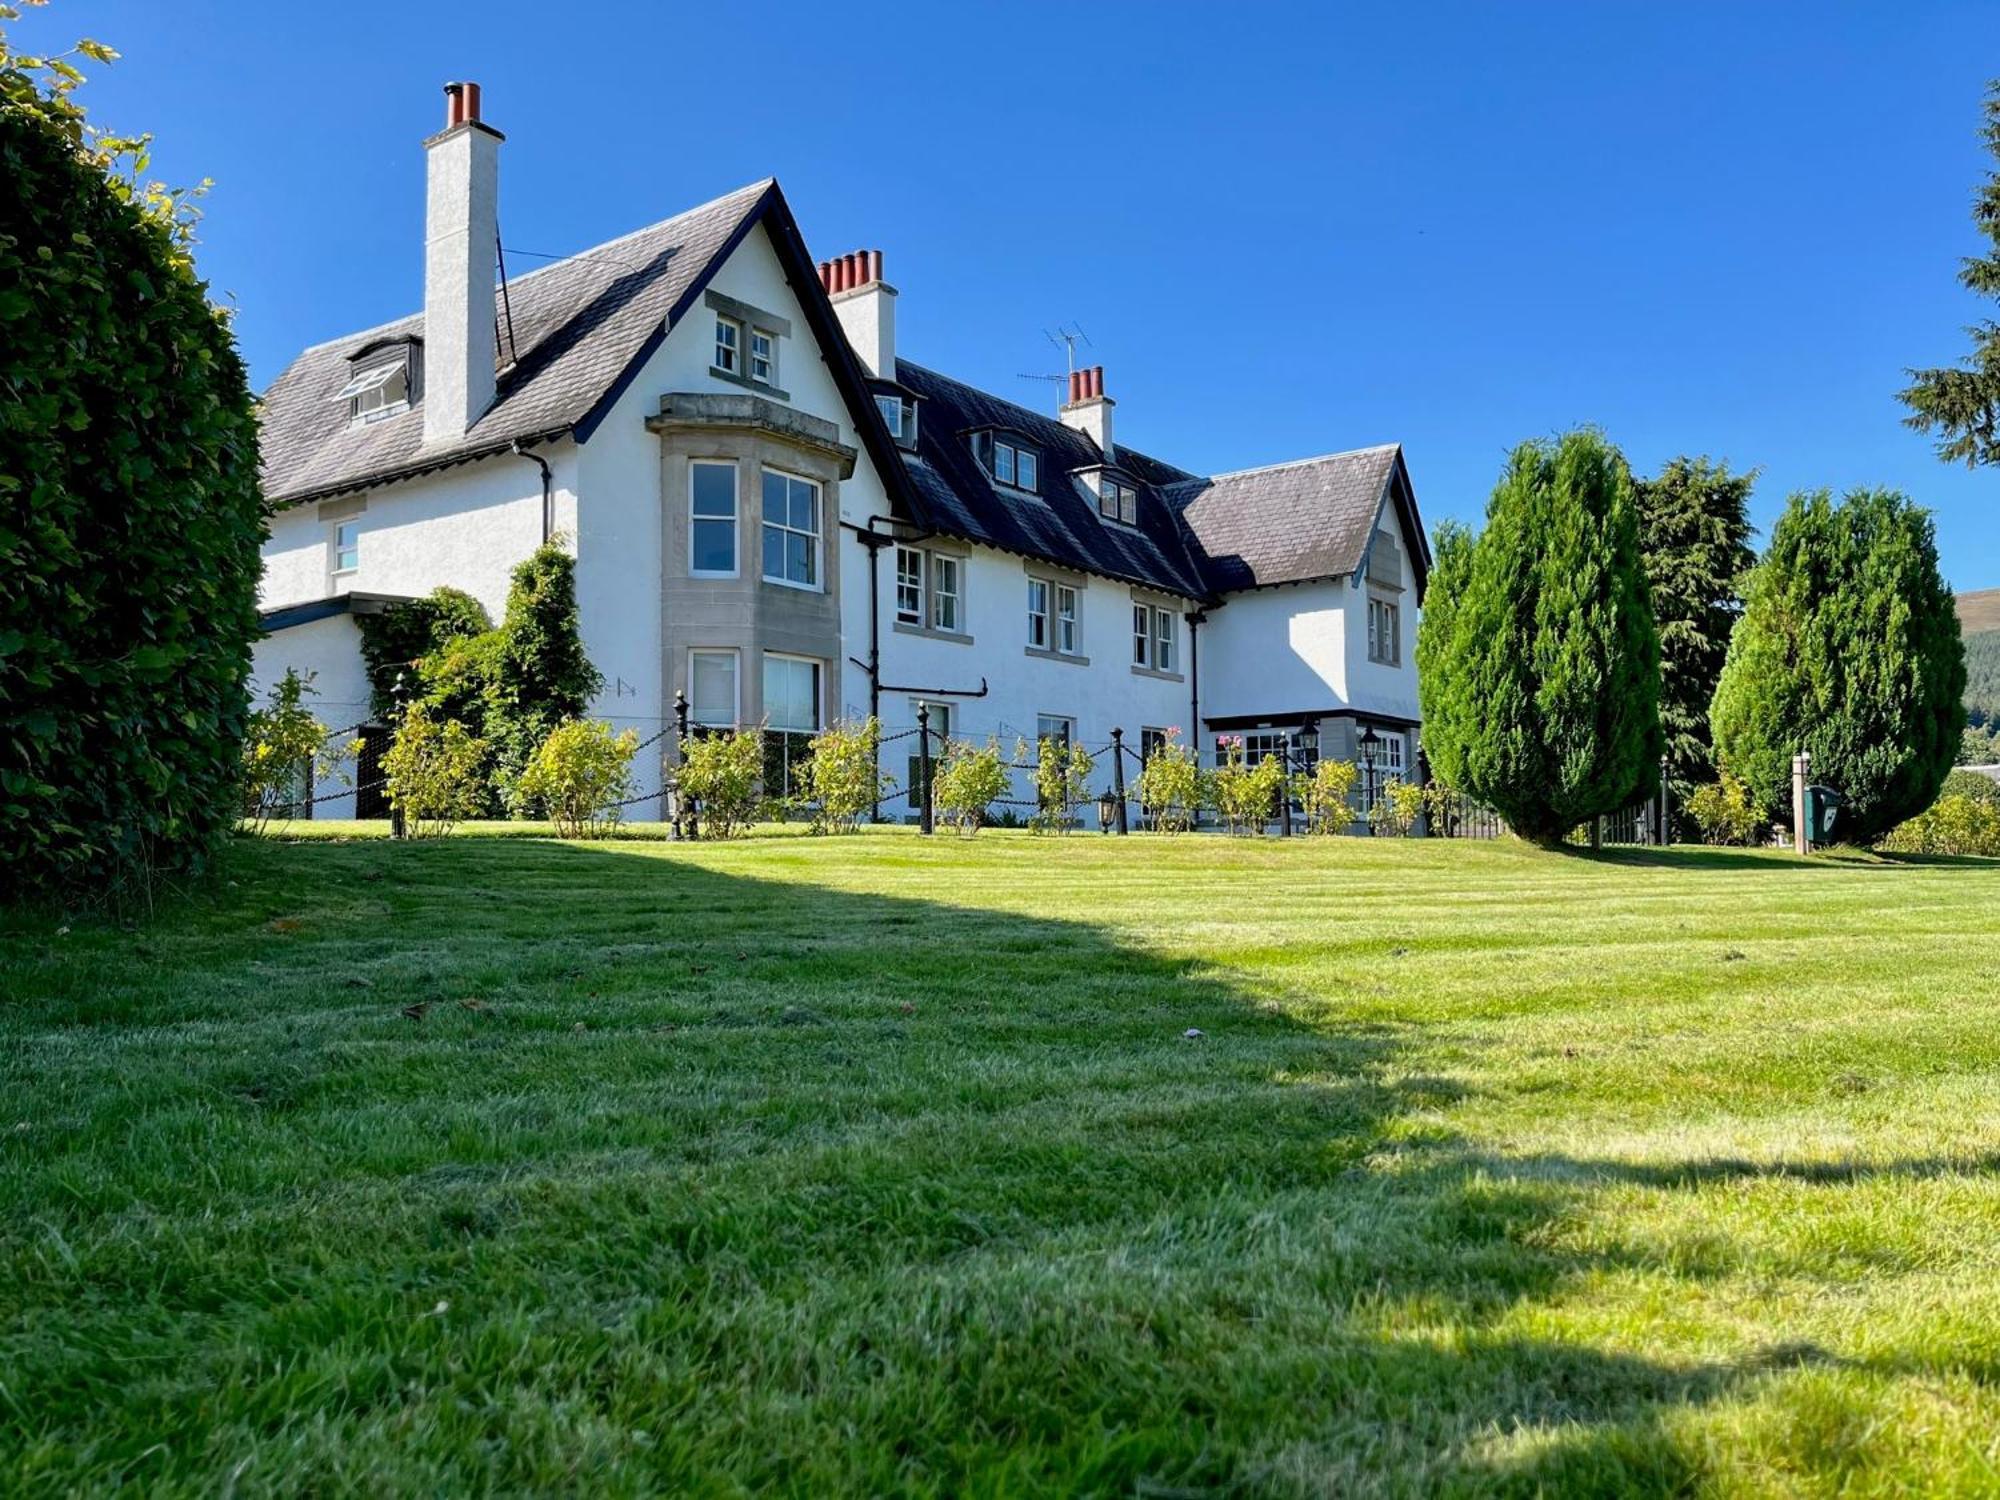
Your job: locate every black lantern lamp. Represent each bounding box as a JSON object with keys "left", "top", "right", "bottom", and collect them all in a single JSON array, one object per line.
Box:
[
  {"left": 1097, "top": 787, "right": 1118, "bottom": 832},
  {"left": 1358, "top": 723, "right": 1381, "bottom": 834}
]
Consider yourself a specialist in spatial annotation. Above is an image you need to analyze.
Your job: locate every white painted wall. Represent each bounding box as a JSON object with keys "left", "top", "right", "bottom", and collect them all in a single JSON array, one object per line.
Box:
[
  {"left": 247, "top": 613, "right": 374, "bottom": 818},
  {"left": 1343, "top": 495, "right": 1423, "bottom": 724},
  {"left": 1200, "top": 582, "right": 1349, "bottom": 727}
]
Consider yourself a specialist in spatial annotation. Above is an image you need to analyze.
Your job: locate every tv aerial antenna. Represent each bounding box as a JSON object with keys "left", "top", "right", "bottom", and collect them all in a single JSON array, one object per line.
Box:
[{"left": 1017, "top": 323, "right": 1092, "bottom": 411}]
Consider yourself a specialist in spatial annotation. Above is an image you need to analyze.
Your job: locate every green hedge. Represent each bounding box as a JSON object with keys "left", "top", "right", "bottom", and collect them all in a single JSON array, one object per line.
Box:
[{"left": 0, "top": 82, "right": 262, "bottom": 898}]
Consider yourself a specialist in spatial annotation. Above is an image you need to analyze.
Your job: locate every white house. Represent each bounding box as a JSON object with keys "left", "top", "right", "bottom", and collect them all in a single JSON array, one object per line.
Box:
[{"left": 253, "top": 82, "right": 1431, "bottom": 821}]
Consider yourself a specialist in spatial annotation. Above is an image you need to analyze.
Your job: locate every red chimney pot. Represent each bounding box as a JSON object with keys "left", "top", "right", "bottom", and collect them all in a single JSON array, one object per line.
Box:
[
  {"left": 463, "top": 82, "right": 482, "bottom": 122},
  {"left": 443, "top": 82, "right": 465, "bottom": 128}
]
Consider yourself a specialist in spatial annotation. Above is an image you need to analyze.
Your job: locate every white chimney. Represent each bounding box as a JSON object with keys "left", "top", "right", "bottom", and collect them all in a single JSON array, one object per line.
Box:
[
  {"left": 1060, "top": 365, "right": 1114, "bottom": 462},
  {"left": 423, "top": 81, "right": 501, "bottom": 444},
  {"left": 820, "top": 249, "right": 896, "bottom": 380}
]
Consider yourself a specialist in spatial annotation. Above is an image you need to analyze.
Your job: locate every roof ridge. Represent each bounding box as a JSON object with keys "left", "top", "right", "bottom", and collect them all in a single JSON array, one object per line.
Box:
[
  {"left": 896, "top": 357, "right": 1190, "bottom": 480},
  {"left": 275, "top": 179, "right": 774, "bottom": 363},
  {"left": 1198, "top": 444, "right": 1400, "bottom": 483}
]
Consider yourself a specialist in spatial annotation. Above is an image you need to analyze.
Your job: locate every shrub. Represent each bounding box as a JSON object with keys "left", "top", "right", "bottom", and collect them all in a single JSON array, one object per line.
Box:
[
  {"left": 488, "top": 540, "right": 602, "bottom": 792},
  {"left": 240, "top": 671, "right": 331, "bottom": 833},
  {"left": 933, "top": 739, "right": 1009, "bottom": 836},
  {"left": 515, "top": 719, "right": 639, "bottom": 839},
  {"left": 795, "top": 718, "right": 893, "bottom": 833},
  {"left": 1878, "top": 794, "right": 2000, "bottom": 856},
  {"left": 1210, "top": 737, "right": 1284, "bottom": 835},
  {"left": 1, "top": 30, "right": 263, "bottom": 900},
  {"left": 1136, "top": 729, "right": 1202, "bottom": 833},
  {"left": 1942, "top": 769, "right": 2000, "bottom": 808},
  {"left": 1025, "top": 736, "right": 1094, "bottom": 834},
  {"left": 1711, "top": 489, "right": 1964, "bottom": 842},
  {"left": 356, "top": 587, "right": 490, "bottom": 720},
  {"left": 378, "top": 705, "right": 487, "bottom": 839},
  {"left": 676, "top": 727, "right": 765, "bottom": 839},
  {"left": 1417, "top": 430, "right": 1663, "bottom": 844},
  {"left": 1369, "top": 777, "right": 1427, "bottom": 837},
  {"left": 1297, "top": 758, "right": 1360, "bottom": 834},
  {"left": 1684, "top": 773, "right": 1764, "bottom": 846}
]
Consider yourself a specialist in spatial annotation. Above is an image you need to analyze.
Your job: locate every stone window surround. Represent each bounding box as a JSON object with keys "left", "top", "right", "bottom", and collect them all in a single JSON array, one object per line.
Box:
[
  {"left": 891, "top": 537, "right": 974, "bottom": 645},
  {"left": 704, "top": 289, "right": 792, "bottom": 401}
]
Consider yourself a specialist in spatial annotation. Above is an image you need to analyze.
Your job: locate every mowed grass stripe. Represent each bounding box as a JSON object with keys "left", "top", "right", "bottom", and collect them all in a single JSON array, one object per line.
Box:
[{"left": 4, "top": 831, "right": 2000, "bottom": 1495}]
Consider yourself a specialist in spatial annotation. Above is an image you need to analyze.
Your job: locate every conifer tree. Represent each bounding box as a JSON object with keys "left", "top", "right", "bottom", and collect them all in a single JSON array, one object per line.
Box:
[
  {"left": 1417, "top": 430, "right": 1663, "bottom": 843},
  {"left": 1710, "top": 490, "right": 1964, "bottom": 842},
  {"left": 1902, "top": 84, "right": 2000, "bottom": 466},
  {"left": 1633, "top": 457, "right": 1756, "bottom": 795}
]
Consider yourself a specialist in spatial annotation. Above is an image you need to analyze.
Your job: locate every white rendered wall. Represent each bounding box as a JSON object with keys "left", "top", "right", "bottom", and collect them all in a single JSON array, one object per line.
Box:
[
  {"left": 1199, "top": 581, "right": 1350, "bottom": 724},
  {"left": 247, "top": 614, "right": 374, "bottom": 818},
  {"left": 1342, "top": 496, "right": 1423, "bottom": 723}
]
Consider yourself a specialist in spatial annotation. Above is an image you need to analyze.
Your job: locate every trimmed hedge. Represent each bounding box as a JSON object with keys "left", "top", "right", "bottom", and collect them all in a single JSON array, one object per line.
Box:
[{"left": 0, "top": 75, "right": 261, "bottom": 898}]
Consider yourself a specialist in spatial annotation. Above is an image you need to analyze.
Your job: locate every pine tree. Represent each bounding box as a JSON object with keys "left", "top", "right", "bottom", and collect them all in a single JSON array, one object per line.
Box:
[
  {"left": 1901, "top": 83, "right": 2000, "bottom": 465},
  {"left": 1633, "top": 457, "right": 1756, "bottom": 795},
  {"left": 1417, "top": 430, "right": 1664, "bottom": 843},
  {"left": 1710, "top": 490, "right": 1965, "bottom": 842},
  {"left": 1413, "top": 519, "right": 1475, "bottom": 791}
]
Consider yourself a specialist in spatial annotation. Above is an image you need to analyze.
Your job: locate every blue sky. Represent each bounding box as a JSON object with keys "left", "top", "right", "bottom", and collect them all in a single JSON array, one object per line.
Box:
[{"left": 32, "top": 1, "right": 2000, "bottom": 588}]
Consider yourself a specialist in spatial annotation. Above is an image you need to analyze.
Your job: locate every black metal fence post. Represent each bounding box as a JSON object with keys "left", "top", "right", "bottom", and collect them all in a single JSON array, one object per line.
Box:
[
  {"left": 674, "top": 688, "right": 698, "bottom": 841},
  {"left": 1110, "top": 728, "right": 1129, "bottom": 834},
  {"left": 916, "top": 702, "right": 934, "bottom": 835},
  {"left": 1658, "top": 753, "right": 1671, "bottom": 846}
]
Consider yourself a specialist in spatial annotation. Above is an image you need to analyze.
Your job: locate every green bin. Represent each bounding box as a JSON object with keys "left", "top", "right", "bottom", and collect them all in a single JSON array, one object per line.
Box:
[{"left": 1805, "top": 784, "right": 1843, "bottom": 843}]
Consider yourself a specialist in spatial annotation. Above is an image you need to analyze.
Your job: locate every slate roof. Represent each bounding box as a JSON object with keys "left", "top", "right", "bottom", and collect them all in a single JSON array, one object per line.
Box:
[
  {"left": 1162, "top": 445, "right": 1421, "bottom": 594},
  {"left": 258, "top": 180, "right": 775, "bottom": 508},
  {"left": 257, "top": 173, "right": 1426, "bottom": 606},
  {"left": 891, "top": 361, "right": 1211, "bottom": 599}
]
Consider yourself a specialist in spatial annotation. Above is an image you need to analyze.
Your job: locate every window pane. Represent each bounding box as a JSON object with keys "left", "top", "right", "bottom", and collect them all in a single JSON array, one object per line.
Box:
[
  {"left": 690, "top": 652, "right": 737, "bottom": 727},
  {"left": 763, "top": 655, "right": 820, "bottom": 732},
  {"left": 692, "top": 519, "right": 735, "bottom": 574},
  {"left": 1017, "top": 452, "right": 1037, "bottom": 490},
  {"left": 1036, "top": 715, "right": 1072, "bottom": 747},
  {"left": 763, "top": 525, "right": 784, "bottom": 581},
  {"left": 691, "top": 462, "right": 735, "bottom": 517},
  {"left": 876, "top": 394, "right": 903, "bottom": 436},
  {"left": 787, "top": 531, "right": 815, "bottom": 586},
  {"left": 792, "top": 479, "right": 818, "bottom": 533},
  {"left": 994, "top": 444, "right": 1014, "bottom": 485},
  {"left": 1121, "top": 490, "right": 1137, "bottom": 525},
  {"left": 896, "top": 547, "right": 923, "bottom": 621},
  {"left": 762, "top": 468, "right": 786, "bottom": 518}
]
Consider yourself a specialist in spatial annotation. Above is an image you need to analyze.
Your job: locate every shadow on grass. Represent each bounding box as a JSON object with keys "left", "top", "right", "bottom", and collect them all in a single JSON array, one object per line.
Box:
[{"left": 0, "top": 834, "right": 1908, "bottom": 1494}]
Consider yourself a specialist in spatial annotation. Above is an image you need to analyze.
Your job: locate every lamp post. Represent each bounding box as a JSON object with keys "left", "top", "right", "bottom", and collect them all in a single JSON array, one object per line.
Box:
[
  {"left": 1293, "top": 716, "right": 1320, "bottom": 835},
  {"left": 1358, "top": 723, "right": 1380, "bottom": 836}
]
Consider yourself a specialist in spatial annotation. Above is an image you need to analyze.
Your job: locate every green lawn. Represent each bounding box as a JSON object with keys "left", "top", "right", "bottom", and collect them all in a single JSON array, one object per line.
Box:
[{"left": 5, "top": 830, "right": 2000, "bottom": 1496}]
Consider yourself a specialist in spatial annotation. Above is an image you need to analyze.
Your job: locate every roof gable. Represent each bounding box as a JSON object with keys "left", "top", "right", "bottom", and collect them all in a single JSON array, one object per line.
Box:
[{"left": 1164, "top": 445, "right": 1429, "bottom": 598}]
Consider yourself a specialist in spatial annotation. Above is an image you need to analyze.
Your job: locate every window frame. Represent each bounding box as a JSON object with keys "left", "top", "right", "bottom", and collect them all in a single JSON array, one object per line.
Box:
[
  {"left": 713, "top": 315, "right": 742, "bottom": 375},
  {"left": 1154, "top": 608, "right": 1176, "bottom": 673},
  {"left": 748, "top": 326, "right": 775, "bottom": 384},
  {"left": 688, "top": 459, "right": 740, "bottom": 579},
  {"left": 1132, "top": 603, "right": 1151, "bottom": 667},
  {"left": 762, "top": 652, "right": 823, "bottom": 733},
  {"left": 760, "top": 467, "right": 823, "bottom": 591},
  {"left": 332, "top": 519, "right": 361, "bottom": 577},
  {"left": 930, "top": 553, "right": 961, "bottom": 633},
  {"left": 1368, "top": 596, "right": 1401, "bottom": 666},
  {"left": 1027, "top": 577, "right": 1050, "bottom": 649},
  {"left": 688, "top": 648, "right": 741, "bottom": 729},
  {"left": 894, "top": 545, "right": 925, "bottom": 624},
  {"left": 1055, "top": 583, "right": 1080, "bottom": 656},
  {"left": 1098, "top": 476, "right": 1138, "bottom": 525},
  {"left": 1035, "top": 713, "right": 1075, "bottom": 750}
]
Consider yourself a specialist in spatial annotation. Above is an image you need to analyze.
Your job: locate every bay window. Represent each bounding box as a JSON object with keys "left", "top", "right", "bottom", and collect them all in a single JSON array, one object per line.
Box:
[{"left": 689, "top": 460, "right": 738, "bottom": 576}]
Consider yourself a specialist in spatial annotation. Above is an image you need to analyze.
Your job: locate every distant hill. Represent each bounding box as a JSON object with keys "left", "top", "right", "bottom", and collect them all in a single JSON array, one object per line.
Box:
[
  {"left": 1965, "top": 592, "right": 2000, "bottom": 731},
  {"left": 1960, "top": 589, "right": 2000, "bottom": 636}
]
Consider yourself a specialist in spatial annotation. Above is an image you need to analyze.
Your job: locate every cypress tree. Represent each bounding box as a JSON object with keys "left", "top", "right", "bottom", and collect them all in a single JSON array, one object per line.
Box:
[
  {"left": 1419, "top": 430, "right": 1663, "bottom": 844},
  {"left": 1633, "top": 457, "right": 1757, "bottom": 795},
  {"left": 1413, "top": 519, "right": 1475, "bottom": 791},
  {"left": 1710, "top": 490, "right": 1965, "bottom": 842}
]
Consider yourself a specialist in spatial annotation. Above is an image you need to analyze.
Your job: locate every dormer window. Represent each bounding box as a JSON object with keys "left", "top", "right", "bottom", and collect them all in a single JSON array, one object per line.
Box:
[
  {"left": 876, "top": 393, "right": 919, "bottom": 449},
  {"left": 972, "top": 431, "right": 1038, "bottom": 493},
  {"left": 1098, "top": 477, "right": 1138, "bottom": 526},
  {"left": 337, "top": 343, "right": 418, "bottom": 427}
]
